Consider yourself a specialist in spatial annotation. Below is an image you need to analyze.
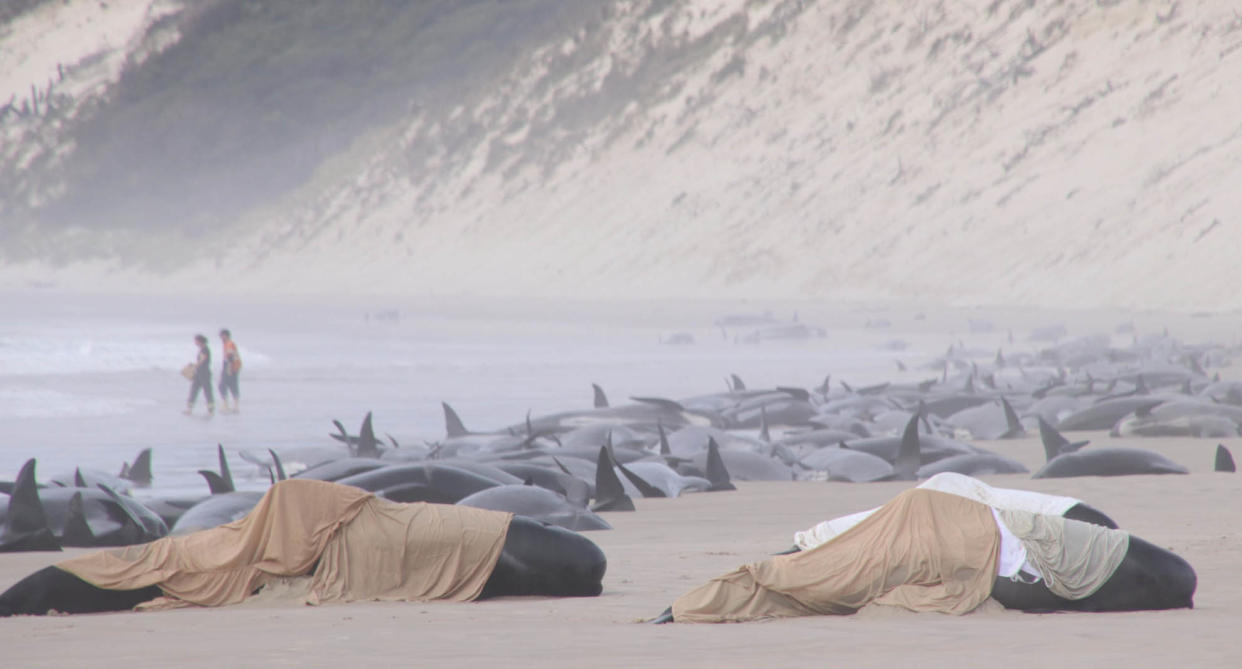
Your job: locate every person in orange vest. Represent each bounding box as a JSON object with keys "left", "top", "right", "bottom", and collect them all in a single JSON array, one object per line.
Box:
[{"left": 218, "top": 328, "right": 242, "bottom": 413}]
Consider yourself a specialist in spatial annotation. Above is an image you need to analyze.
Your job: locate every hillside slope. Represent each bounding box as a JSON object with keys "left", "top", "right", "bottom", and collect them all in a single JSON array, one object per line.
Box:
[{"left": 3, "top": 1, "right": 1241, "bottom": 310}]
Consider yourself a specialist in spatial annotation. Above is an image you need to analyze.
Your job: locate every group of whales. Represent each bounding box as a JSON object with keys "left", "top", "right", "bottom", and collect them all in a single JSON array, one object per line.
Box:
[{"left": 1, "top": 328, "right": 1238, "bottom": 552}]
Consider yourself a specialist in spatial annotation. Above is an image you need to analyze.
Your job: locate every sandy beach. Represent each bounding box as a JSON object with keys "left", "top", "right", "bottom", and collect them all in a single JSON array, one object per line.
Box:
[
  {"left": 3, "top": 0, "right": 1241, "bottom": 663},
  {"left": 2, "top": 294, "right": 1241, "bottom": 667},
  {"left": 2, "top": 431, "right": 1238, "bottom": 669}
]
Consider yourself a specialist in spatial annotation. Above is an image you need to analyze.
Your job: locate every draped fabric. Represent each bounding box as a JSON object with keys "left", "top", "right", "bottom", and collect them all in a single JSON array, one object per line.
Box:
[
  {"left": 997, "top": 509, "right": 1129, "bottom": 600},
  {"left": 672, "top": 489, "right": 1001, "bottom": 623},
  {"left": 794, "top": 473, "right": 1082, "bottom": 551},
  {"left": 57, "top": 480, "right": 511, "bottom": 610}
]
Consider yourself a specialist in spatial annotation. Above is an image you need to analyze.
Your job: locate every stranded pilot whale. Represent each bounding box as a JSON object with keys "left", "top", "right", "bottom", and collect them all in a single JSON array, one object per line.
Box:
[
  {"left": 653, "top": 482, "right": 1190, "bottom": 623},
  {"left": 1033, "top": 419, "right": 1189, "bottom": 478},
  {"left": 0, "top": 481, "right": 607, "bottom": 616}
]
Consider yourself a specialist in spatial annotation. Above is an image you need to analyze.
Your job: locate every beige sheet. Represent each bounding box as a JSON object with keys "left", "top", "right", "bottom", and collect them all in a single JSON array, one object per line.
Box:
[
  {"left": 57, "top": 479, "right": 511, "bottom": 610},
  {"left": 671, "top": 489, "right": 1000, "bottom": 622}
]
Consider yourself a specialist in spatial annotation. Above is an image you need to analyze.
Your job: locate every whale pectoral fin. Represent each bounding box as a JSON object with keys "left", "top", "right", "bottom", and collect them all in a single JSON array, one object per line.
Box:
[
  {"left": 615, "top": 461, "right": 665, "bottom": 498},
  {"left": 330, "top": 419, "right": 350, "bottom": 444},
  {"left": 199, "top": 470, "right": 233, "bottom": 495},
  {"left": 649, "top": 607, "right": 674, "bottom": 624},
  {"left": 96, "top": 483, "right": 153, "bottom": 540},
  {"left": 268, "top": 449, "right": 287, "bottom": 481},
  {"left": 1064, "top": 440, "right": 1090, "bottom": 454}
]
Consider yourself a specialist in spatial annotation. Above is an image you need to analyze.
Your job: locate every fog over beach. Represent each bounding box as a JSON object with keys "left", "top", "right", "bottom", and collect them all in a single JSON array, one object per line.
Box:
[{"left": 2, "top": 1, "right": 1241, "bottom": 667}]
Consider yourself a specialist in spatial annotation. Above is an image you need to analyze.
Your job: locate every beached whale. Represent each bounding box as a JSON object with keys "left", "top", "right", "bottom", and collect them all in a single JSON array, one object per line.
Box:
[
  {"left": 456, "top": 485, "right": 611, "bottom": 531},
  {"left": 0, "top": 480, "right": 607, "bottom": 616},
  {"left": 1033, "top": 419, "right": 1189, "bottom": 478},
  {"left": 0, "top": 460, "right": 168, "bottom": 550},
  {"left": 653, "top": 485, "right": 1191, "bottom": 623}
]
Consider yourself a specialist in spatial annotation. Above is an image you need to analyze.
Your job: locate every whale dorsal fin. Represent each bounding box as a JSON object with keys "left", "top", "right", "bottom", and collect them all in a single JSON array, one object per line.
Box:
[
  {"left": 1000, "top": 397, "right": 1024, "bottom": 437},
  {"left": 356, "top": 412, "right": 381, "bottom": 458},
  {"left": 0, "top": 459, "right": 61, "bottom": 551},
  {"left": 894, "top": 414, "right": 920, "bottom": 481},
  {"left": 592, "top": 383, "right": 609, "bottom": 409},
  {"left": 62, "top": 491, "right": 95, "bottom": 547},
  {"left": 442, "top": 402, "right": 469, "bottom": 438},
  {"left": 705, "top": 438, "right": 736, "bottom": 490},
  {"left": 591, "top": 446, "right": 634, "bottom": 512},
  {"left": 1037, "top": 417, "right": 1080, "bottom": 462},
  {"left": 122, "top": 448, "right": 153, "bottom": 486},
  {"left": 1215, "top": 444, "right": 1237, "bottom": 473},
  {"left": 657, "top": 423, "right": 671, "bottom": 456},
  {"left": 217, "top": 444, "right": 234, "bottom": 491}
]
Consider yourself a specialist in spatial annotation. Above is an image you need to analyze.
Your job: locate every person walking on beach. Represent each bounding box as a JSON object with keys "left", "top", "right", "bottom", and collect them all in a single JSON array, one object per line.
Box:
[
  {"left": 218, "top": 328, "right": 242, "bottom": 413},
  {"left": 184, "top": 334, "right": 215, "bottom": 416}
]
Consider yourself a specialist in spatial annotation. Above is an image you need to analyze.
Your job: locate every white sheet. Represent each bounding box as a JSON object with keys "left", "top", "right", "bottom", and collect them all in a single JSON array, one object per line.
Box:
[{"left": 793, "top": 473, "right": 1083, "bottom": 555}]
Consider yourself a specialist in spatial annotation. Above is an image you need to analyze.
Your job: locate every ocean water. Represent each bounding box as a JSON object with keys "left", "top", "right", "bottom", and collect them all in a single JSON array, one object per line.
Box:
[{"left": 0, "top": 292, "right": 919, "bottom": 502}]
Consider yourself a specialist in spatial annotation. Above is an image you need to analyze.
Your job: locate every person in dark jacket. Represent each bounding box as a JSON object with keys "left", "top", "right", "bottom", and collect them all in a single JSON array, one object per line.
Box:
[{"left": 184, "top": 334, "right": 214, "bottom": 416}]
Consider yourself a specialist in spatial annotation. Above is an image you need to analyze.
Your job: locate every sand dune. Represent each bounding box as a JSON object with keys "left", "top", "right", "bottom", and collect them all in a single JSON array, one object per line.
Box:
[{"left": 2, "top": 1, "right": 1240, "bottom": 309}]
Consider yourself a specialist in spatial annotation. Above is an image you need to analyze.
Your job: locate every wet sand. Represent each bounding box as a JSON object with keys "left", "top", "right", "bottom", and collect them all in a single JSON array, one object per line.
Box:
[{"left": 2, "top": 433, "right": 1238, "bottom": 668}]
